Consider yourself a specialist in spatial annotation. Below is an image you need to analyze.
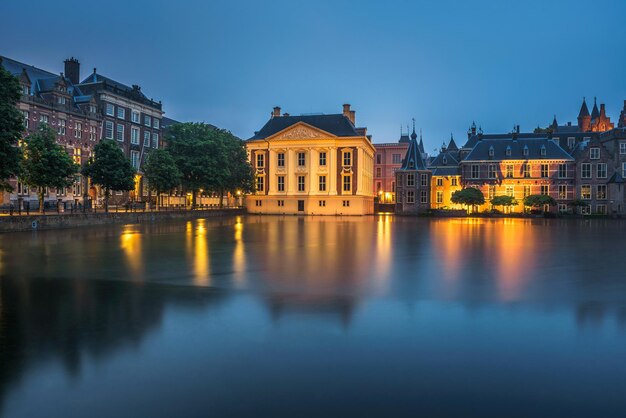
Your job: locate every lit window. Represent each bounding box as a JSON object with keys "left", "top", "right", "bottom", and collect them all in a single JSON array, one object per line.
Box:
[
  {"left": 298, "top": 175, "right": 305, "bottom": 192},
  {"left": 277, "top": 176, "right": 285, "bottom": 192},
  {"left": 277, "top": 153, "right": 285, "bottom": 167},
  {"left": 597, "top": 185, "right": 607, "bottom": 200},
  {"left": 256, "top": 153, "right": 264, "bottom": 168},
  {"left": 319, "top": 175, "right": 326, "bottom": 192},
  {"left": 298, "top": 152, "right": 306, "bottom": 167},
  {"left": 343, "top": 176, "right": 351, "bottom": 192},
  {"left": 558, "top": 185, "right": 567, "bottom": 200},
  {"left": 343, "top": 151, "right": 352, "bottom": 166},
  {"left": 506, "top": 186, "right": 514, "bottom": 197},
  {"left": 581, "top": 185, "right": 591, "bottom": 200}
]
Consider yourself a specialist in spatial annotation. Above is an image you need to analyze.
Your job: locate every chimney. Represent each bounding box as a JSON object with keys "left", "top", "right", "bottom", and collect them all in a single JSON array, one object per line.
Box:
[
  {"left": 516, "top": 125, "right": 520, "bottom": 134},
  {"left": 600, "top": 103, "right": 606, "bottom": 117},
  {"left": 343, "top": 103, "right": 355, "bottom": 124},
  {"left": 272, "top": 106, "right": 281, "bottom": 118},
  {"left": 349, "top": 110, "right": 356, "bottom": 125},
  {"left": 64, "top": 57, "right": 80, "bottom": 85}
]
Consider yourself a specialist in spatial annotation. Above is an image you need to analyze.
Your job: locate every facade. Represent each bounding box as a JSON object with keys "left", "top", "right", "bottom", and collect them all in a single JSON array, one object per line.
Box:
[
  {"left": 372, "top": 130, "right": 409, "bottom": 203},
  {"left": 0, "top": 56, "right": 102, "bottom": 209},
  {"left": 245, "top": 104, "right": 375, "bottom": 215},
  {"left": 430, "top": 136, "right": 462, "bottom": 209},
  {"left": 395, "top": 130, "right": 432, "bottom": 214}
]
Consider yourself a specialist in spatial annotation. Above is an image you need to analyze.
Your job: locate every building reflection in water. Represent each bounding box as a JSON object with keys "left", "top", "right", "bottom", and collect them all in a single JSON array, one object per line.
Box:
[
  {"left": 187, "top": 219, "right": 210, "bottom": 286},
  {"left": 120, "top": 224, "right": 143, "bottom": 281},
  {"left": 232, "top": 216, "right": 246, "bottom": 287}
]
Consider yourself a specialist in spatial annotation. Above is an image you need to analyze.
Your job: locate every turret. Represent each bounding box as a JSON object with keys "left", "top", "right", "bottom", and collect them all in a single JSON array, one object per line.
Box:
[{"left": 577, "top": 97, "right": 591, "bottom": 132}]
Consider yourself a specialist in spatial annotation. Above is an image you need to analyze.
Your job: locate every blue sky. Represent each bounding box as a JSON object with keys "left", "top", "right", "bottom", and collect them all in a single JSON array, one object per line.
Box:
[{"left": 1, "top": 0, "right": 625, "bottom": 152}]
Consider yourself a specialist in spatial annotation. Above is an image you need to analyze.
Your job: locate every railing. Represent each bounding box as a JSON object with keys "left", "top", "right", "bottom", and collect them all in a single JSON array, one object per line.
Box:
[{"left": 0, "top": 203, "right": 243, "bottom": 216}]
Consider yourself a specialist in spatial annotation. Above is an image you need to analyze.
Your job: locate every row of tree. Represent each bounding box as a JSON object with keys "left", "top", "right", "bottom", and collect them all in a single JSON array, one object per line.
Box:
[
  {"left": 0, "top": 64, "right": 254, "bottom": 212},
  {"left": 450, "top": 187, "right": 588, "bottom": 213}
]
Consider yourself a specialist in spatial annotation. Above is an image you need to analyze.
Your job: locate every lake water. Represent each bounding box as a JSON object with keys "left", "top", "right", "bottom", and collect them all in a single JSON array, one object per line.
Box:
[{"left": 1, "top": 216, "right": 625, "bottom": 417}]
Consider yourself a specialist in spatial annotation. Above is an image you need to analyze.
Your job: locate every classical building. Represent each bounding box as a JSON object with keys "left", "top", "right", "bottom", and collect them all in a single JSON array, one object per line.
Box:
[
  {"left": 372, "top": 129, "right": 409, "bottom": 204},
  {"left": 429, "top": 135, "right": 462, "bottom": 209},
  {"left": 395, "top": 130, "right": 432, "bottom": 214},
  {"left": 245, "top": 104, "right": 375, "bottom": 215},
  {"left": 0, "top": 56, "right": 102, "bottom": 209}
]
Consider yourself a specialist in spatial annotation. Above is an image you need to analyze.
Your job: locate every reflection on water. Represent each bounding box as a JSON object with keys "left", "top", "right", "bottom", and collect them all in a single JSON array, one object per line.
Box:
[{"left": 1, "top": 216, "right": 626, "bottom": 417}]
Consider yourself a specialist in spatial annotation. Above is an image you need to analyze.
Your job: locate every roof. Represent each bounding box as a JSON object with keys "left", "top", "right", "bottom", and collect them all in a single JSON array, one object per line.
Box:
[
  {"left": 399, "top": 134, "right": 428, "bottom": 170},
  {"left": 578, "top": 99, "right": 590, "bottom": 118},
  {"left": 161, "top": 116, "right": 181, "bottom": 129},
  {"left": 608, "top": 172, "right": 625, "bottom": 184},
  {"left": 249, "top": 114, "right": 360, "bottom": 140},
  {"left": 79, "top": 71, "right": 161, "bottom": 110},
  {"left": 463, "top": 137, "right": 574, "bottom": 161},
  {"left": 447, "top": 136, "right": 458, "bottom": 151},
  {"left": 432, "top": 167, "right": 460, "bottom": 176},
  {"left": 591, "top": 99, "right": 600, "bottom": 120},
  {"left": 0, "top": 56, "right": 56, "bottom": 94},
  {"left": 430, "top": 151, "right": 459, "bottom": 167}
]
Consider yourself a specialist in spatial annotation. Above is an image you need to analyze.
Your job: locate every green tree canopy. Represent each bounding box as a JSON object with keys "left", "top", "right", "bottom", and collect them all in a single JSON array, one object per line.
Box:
[
  {"left": 82, "top": 140, "right": 135, "bottom": 212},
  {"left": 0, "top": 59, "right": 24, "bottom": 191},
  {"left": 568, "top": 199, "right": 588, "bottom": 208},
  {"left": 523, "top": 194, "right": 556, "bottom": 209},
  {"left": 143, "top": 149, "right": 181, "bottom": 210},
  {"left": 451, "top": 187, "right": 485, "bottom": 213},
  {"left": 20, "top": 125, "right": 78, "bottom": 212},
  {"left": 210, "top": 129, "right": 255, "bottom": 206},
  {"left": 490, "top": 195, "right": 518, "bottom": 209}
]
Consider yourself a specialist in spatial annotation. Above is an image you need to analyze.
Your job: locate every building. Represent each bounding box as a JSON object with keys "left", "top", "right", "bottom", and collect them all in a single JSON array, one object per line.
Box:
[
  {"left": 372, "top": 129, "right": 409, "bottom": 204},
  {"left": 429, "top": 135, "right": 462, "bottom": 209},
  {"left": 0, "top": 56, "right": 102, "bottom": 209},
  {"left": 245, "top": 104, "right": 375, "bottom": 215},
  {"left": 395, "top": 129, "right": 432, "bottom": 214}
]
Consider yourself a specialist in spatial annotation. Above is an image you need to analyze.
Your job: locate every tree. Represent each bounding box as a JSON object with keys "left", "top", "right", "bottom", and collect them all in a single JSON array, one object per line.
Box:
[
  {"left": 490, "top": 195, "right": 518, "bottom": 212},
  {"left": 82, "top": 140, "right": 135, "bottom": 212},
  {"left": 523, "top": 194, "right": 556, "bottom": 211},
  {"left": 143, "top": 149, "right": 181, "bottom": 210},
  {"left": 568, "top": 199, "right": 588, "bottom": 214},
  {"left": 0, "top": 59, "right": 24, "bottom": 191},
  {"left": 211, "top": 130, "right": 254, "bottom": 207},
  {"left": 20, "top": 125, "right": 78, "bottom": 213},
  {"left": 451, "top": 187, "right": 485, "bottom": 213}
]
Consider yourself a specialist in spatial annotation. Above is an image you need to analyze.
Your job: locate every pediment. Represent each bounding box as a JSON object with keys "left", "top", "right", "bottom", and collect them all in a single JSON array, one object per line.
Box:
[{"left": 269, "top": 122, "right": 335, "bottom": 141}]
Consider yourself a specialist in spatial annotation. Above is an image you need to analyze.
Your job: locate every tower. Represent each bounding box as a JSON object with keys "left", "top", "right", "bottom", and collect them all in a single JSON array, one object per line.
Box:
[{"left": 577, "top": 98, "right": 591, "bottom": 132}]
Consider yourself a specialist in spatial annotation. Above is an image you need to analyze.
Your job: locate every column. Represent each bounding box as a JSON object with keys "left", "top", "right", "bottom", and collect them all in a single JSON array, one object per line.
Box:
[
  {"left": 356, "top": 147, "right": 364, "bottom": 195},
  {"left": 329, "top": 147, "right": 337, "bottom": 195}
]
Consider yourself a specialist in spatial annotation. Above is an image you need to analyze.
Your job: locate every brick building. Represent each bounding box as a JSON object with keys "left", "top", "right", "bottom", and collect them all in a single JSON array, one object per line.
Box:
[
  {"left": 395, "top": 130, "right": 431, "bottom": 214},
  {"left": 372, "top": 129, "right": 409, "bottom": 204}
]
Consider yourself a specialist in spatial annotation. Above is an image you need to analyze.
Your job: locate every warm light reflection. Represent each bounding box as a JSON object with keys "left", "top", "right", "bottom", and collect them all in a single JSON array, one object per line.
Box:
[
  {"left": 374, "top": 215, "right": 392, "bottom": 291},
  {"left": 120, "top": 225, "right": 143, "bottom": 281},
  {"left": 494, "top": 219, "right": 534, "bottom": 301},
  {"left": 232, "top": 216, "right": 246, "bottom": 286},
  {"left": 192, "top": 219, "right": 210, "bottom": 285}
]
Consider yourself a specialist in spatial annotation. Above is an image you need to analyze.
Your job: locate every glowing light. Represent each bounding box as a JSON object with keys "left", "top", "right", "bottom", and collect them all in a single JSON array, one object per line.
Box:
[
  {"left": 120, "top": 224, "right": 143, "bottom": 280},
  {"left": 193, "top": 219, "right": 210, "bottom": 285}
]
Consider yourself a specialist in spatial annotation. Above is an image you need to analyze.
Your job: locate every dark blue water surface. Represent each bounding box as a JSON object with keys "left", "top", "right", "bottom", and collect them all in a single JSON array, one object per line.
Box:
[{"left": 1, "top": 216, "right": 625, "bottom": 417}]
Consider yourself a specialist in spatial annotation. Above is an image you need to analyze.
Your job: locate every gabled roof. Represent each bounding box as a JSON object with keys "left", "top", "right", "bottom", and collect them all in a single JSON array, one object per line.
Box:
[
  {"left": 608, "top": 172, "right": 625, "bottom": 184},
  {"left": 79, "top": 71, "right": 161, "bottom": 110},
  {"left": 429, "top": 150, "right": 459, "bottom": 167},
  {"left": 400, "top": 134, "right": 427, "bottom": 170},
  {"left": 447, "top": 135, "right": 458, "bottom": 151},
  {"left": 591, "top": 98, "right": 600, "bottom": 120},
  {"left": 578, "top": 98, "right": 590, "bottom": 118},
  {"left": 1, "top": 55, "right": 57, "bottom": 95},
  {"left": 463, "top": 137, "right": 573, "bottom": 161},
  {"left": 249, "top": 114, "right": 360, "bottom": 140}
]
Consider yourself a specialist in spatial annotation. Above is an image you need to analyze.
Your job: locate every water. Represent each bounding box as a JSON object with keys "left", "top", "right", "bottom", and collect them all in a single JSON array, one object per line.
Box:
[{"left": 1, "top": 216, "right": 625, "bottom": 417}]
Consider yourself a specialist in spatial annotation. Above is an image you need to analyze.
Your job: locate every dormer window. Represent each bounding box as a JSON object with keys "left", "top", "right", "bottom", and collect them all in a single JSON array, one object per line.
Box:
[
  {"left": 442, "top": 156, "right": 447, "bottom": 165},
  {"left": 409, "top": 160, "right": 415, "bottom": 169},
  {"left": 506, "top": 146, "right": 512, "bottom": 156},
  {"left": 488, "top": 146, "right": 495, "bottom": 157},
  {"left": 21, "top": 85, "right": 29, "bottom": 95},
  {"left": 89, "top": 105, "right": 97, "bottom": 113},
  {"left": 523, "top": 145, "right": 529, "bottom": 157},
  {"left": 540, "top": 145, "right": 547, "bottom": 156},
  {"left": 57, "top": 96, "right": 66, "bottom": 105}
]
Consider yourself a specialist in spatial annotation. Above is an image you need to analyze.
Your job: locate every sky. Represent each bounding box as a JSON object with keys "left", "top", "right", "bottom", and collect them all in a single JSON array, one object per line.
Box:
[{"left": 1, "top": 0, "right": 625, "bottom": 153}]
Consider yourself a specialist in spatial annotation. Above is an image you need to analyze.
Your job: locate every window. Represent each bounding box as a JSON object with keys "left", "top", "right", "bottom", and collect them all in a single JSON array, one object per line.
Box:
[
  {"left": 581, "top": 185, "right": 591, "bottom": 200},
  {"left": 116, "top": 124, "right": 124, "bottom": 141},
  {"left": 392, "top": 181, "right": 396, "bottom": 192},
  {"left": 392, "top": 154, "right": 401, "bottom": 164},
  {"left": 620, "top": 142, "right": 626, "bottom": 155},
  {"left": 73, "top": 180, "right": 82, "bottom": 196},
  {"left": 153, "top": 119, "right": 160, "bottom": 129},
  {"left": 523, "top": 146, "right": 529, "bottom": 156},
  {"left": 117, "top": 107, "right": 125, "bottom": 119},
  {"left": 407, "top": 190, "right": 415, "bottom": 204},
  {"left": 581, "top": 163, "right": 591, "bottom": 179},
  {"left": 89, "top": 126, "right": 97, "bottom": 141},
  {"left": 255, "top": 200, "right": 262, "bottom": 207},
  {"left": 22, "top": 111, "right": 29, "bottom": 128},
  {"left": 589, "top": 147, "right": 600, "bottom": 159},
  {"left": 488, "top": 164, "right": 496, "bottom": 179},
  {"left": 376, "top": 154, "right": 381, "bottom": 164},
  {"left": 420, "top": 190, "right": 428, "bottom": 204},
  {"left": 488, "top": 146, "right": 494, "bottom": 157},
  {"left": 436, "top": 191, "right": 443, "bottom": 204},
  {"left": 597, "top": 163, "right": 607, "bottom": 179},
  {"left": 436, "top": 178, "right": 443, "bottom": 187},
  {"left": 74, "top": 122, "right": 82, "bottom": 138},
  {"left": 343, "top": 176, "right": 351, "bottom": 192},
  {"left": 277, "top": 200, "right": 284, "bottom": 207},
  {"left": 39, "top": 114, "right": 48, "bottom": 124},
  {"left": 343, "top": 200, "right": 350, "bottom": 207},
  {"left": 256, "top": 176, "right": 264, "bottom": 192},
  {"left": 143, "top": 131, "right": 150, "bottom": 146},
  {"left": 567, "top": 137, "right": 575, "bottom": 149},
  {"left": 376, "top": 167, "right": 382, "bottom": 178},
  {"left": 451, "top": 178, "right": 458, "bottom": 186},
  {"left": 298, "top": 175, "right": 306, "bottom": 192},
  {"left": 596, "top": 204, "right": 607, "bottom": 215},
  {"left": 540, "top": 185, "right": 548, "bottom": 195},
  {"left": 558, "top": 204, "right": 568, "bottom": 213},
  {"left": 523, "top": 185, "right": 531, "bottom": 197},
  {"left": 58, "top": 119, "right": 66, "bottom": 135},
  {"left": 506, "top": 146, "right": 511, "bottom": 157},
  {"left": 558, "top": 164, "right": 567, "bottom": 178},
  {"left": 407, "top": 173, "right": 415, "bottom": 187},
  {"left": 105, "top": 121, "right": 114, "bottom": 139},
  {"left": 277, "top": 152, "right": 285, "bottom": 167},
  {"left": 298, "top": 152, "right": 306, "bottom": 167},
  {"left": 597, "top": 185, "right": 607, "bottom": 200},
  {"left": 106, "top": 103, "right": 114, "bottom": 116},
  {"left": 22, "top": 85, "right": 29, "bottom": 95},
  {"left": 57, "top": 96, "right": 66, "bottom": 105},
  {"left": 319, "top": 175, "right": 326, "bottom": 191},
  {"left": 144, "top": 115, "right": 152, "bottom": 127},
  {"left": 89, "top": 105, "right": 97, "bottom": 113},
  {"left": 421, "top": 174, "right": 428, "bottom": 186},
  {"left": 506, "top": 164, "right": 513, "bottom": 178},
  {"left": 541, "top": 164, "right": 549, "bottom": 178},
  {"left": 319, "top": 152, "right": 326, "bottom": 166},
  {"left": 131, "top": 127, "right": 140, "bottom": 144},
  {"left": 152, "top": 133, "right": 159, "bottom": 148},
  {"left": 130, "top": 150, "right": 139, "bottom": 169},
  {"left": 343, "top": 151, "right": 352, "bottom": 166},
  {"left": 277, "top": 175, "right": 285, "bottom": 192},
  {"left": 580, "top": 205, "right": 591, "bottom": 215},
  {"left": 558, "top": 185, "right": 567, "bottom": 200},
  {"left": 73, "top": 147, "right": 81, "bottom": 164},
  {"left": 488, "top": 185, "right": 495, "bottom": 200},
  {"left": 443, "top": 156, "right": 447, "bottom": 165},
  {"left": 471, "top": 165, "right": 479, "bottom": 179},
  {"left": 256, "top": 153, "right": 264, "bottom": 168},
  {"left": 131, "top": 111, "right": 140, "bottom": 123},
  {"left": 540, "top": 145, "right": 546, "bottom": 157},
  {"left": 623, "top": 162, "right": 626, "bottom": 178},
  {"left": 377, "top": 182, "right": 382, "bottom": 192},
  {"left": 319, "top": 200, "right": 326, "bottom": 207},
  {"left": 523, "top": 164, "right": 530, "bottom": 178}
]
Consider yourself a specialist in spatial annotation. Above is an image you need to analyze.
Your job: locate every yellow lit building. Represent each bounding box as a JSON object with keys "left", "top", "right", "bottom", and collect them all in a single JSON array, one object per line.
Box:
[
  {"left": 430, "top": 136, "right": 463, "bottom": 209},
  {"left": 245, "top": 104, "right": 375, "bottom": 215}
]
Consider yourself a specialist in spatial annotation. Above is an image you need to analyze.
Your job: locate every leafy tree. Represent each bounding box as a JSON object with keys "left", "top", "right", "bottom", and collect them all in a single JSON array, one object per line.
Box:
[
  {"left": 451, "top": 187, "right": 485, "bottom": 213},
  {"left": 211, "top": 130, "right": 254, "bottom": 207},
  {"left": 567, "top": 199, "right": 588, "bottom": 214},
  {"left": 20, "top": 125, "right": 78, "bottom": 212},
  {"left": 523, "top": 194, "right": 556, "bottom": 211},
  {"left": 82, "top": 140, "right": 135, "bottom": 212},
  {"left": 490, "top": 195, "right": 518, "bottom": 211},
  {"left": 143, "top": 149, "right": 181, "bottom": 210},
  {"left": 0, "top": 59, "right": 24, "bottom": 191}
]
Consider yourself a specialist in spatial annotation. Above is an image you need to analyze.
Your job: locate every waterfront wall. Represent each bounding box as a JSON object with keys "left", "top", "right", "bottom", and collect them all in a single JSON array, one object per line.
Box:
[{"left": 0, "top": 209, "right": 245, "bottom": 233}]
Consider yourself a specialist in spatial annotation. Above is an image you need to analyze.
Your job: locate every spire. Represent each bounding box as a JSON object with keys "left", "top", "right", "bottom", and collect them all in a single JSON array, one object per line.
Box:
[
  {"left": 591, "top": 97, "right": 600, "bottom": 120},
  {"left": 400, "top": 124, "right": 427, "bottom": 171},
  {"left": 410, "top": 118, "right": 417, "bottom": 140},
  {"left": 578, "top": 97, "right": 590, "bottom": 118},
  {"left": 399, "top": 123, "right": 410, "bottom": 143},
  {"left": 447, "top": 133, "right": 458, "bottom": 151},
  {"left": 418, "top": 128, "right": 425, "bottom": 154},
  {"left": 552, "top": 114, "right": 558, "bottom": 129}
]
